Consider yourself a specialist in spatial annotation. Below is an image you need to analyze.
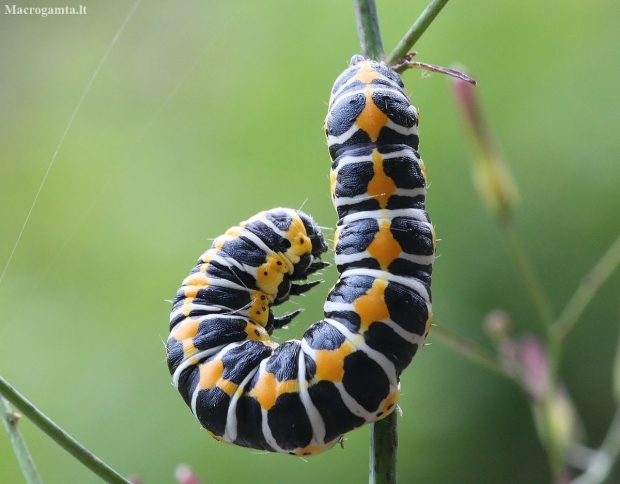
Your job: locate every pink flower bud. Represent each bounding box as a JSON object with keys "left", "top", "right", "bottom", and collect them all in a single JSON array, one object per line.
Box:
[
  {"left": 516, "top": 335, "right": 551, "bottom": 401},
  {"left": 175, "top": 464, "right": 204, "bottom": 484},
  {"left": 451, "top": 69, "right": 519, "bottom": 222},
  {"left": 484, "top": 309, "right": 512, "bottom": 344}
]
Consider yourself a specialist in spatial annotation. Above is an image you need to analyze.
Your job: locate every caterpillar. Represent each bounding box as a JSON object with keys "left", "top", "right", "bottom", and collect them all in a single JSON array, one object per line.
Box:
[{"left": 166, "top": 55, "right": 435, "bottom": 456}]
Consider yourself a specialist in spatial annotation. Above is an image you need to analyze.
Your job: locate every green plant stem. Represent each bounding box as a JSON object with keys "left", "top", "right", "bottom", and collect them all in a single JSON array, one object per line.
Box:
[
  {"left": 552, "top": 232, "right": 620, "bottom": 342},
  {"left": 431, "top": 324, "right": 519, "bottom": 385},
  {"left": 369, "top": 411, "right": 398, "bottom": 484},
  {"left": 351, "top": 3, "right": 393, "bottom": 481},
  {"left": 386, "top": 0, "right": 450, "bottom": 66},
  {"left": 353, "top": 0, "right": 384, "bottom": 59},
  {"left": 571, "top": 406, "right": 620, "bottom": 484},
  {"left": 1, "top": 395, "right": 43, "bottom": 484},
  {"left": 503, "top": 223, "right": 564, "bottom": 380},
  {"left": 0, "top": 376, "right": 131, "bottom": 484},
  {"left": 503, "top": 223, "right": 555, "bottom": 330}
]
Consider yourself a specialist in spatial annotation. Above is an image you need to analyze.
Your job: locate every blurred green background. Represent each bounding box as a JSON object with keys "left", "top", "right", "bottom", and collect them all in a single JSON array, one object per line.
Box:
[{"left": 1, "top": 0, "right": 619, "bottom": 482}]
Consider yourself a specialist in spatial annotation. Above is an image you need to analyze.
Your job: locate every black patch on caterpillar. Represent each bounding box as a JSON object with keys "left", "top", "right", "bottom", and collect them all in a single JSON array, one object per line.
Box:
[
  {"left": 391, "top": 218, "right": 434, "bottom": 255},
  {"left": 382, "top": 154, "right": 426, "bottom": 189},
  {"left": 363, "top": 322, "right": 419, "bottom": 377},
  {"left": 309, "top": 380, "right": 366, "bottom": 442},
  {"left": 304, "top": 321, "right": 347, "bottom": 351},
  {"left": 328, "top": 130, "right": 372, "bottom": 161},
  {"left": 234, "top": 395, "right": 276, "bottom": 452},
  {"left": 372, "top": 89, "right": 417, "bottom": 128},
  {"left": 196, "top": 387, "right": 231, "bottom": 436},
  {"left": 377, "top": 127, "right": 419, "bottom": 150},
  {"left": 221, "top": 341, "right": 273, "bottom": 384},
  {"left": 342, "top": 351, "right": 390, "bottom": 412},
  {"left": 334, "top": 160, "right": 375, "bottom": 198},
  {"left": 268, "top": 392, "right": 314, "bottom": 451},
  {"left": 384, "top": 281, "right": 430, "bottom": 336},
  {"left": 265, "top": 342, "right": 301, "bottom": 381}
]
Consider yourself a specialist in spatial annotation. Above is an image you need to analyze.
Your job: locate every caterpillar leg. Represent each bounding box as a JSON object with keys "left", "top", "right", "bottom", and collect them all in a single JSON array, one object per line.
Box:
[{"left": 272, "top": 309, "right": 303, "bottom": 329}]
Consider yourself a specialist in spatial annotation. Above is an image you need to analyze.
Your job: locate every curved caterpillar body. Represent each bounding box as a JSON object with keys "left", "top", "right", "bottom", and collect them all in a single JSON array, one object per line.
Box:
[{"left": 167, "top": 57, "right": 435, "bottom": 456}]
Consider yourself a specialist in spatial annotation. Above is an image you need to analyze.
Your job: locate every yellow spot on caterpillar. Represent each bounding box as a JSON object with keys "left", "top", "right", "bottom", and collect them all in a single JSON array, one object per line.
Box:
[
  {"left": 279, "top": 379, "right": 299, "bottom": 394},
  {"left": 330, "top": 170, "right": 337, "bottom": 199},
  {"left": 419, "top": 159, "right": 428, "bottom": 185},
  {"left": 198, "top": 358, "right": 224, "bottom": 390},
  {"left": 333, "top": 226, "right": 340, "bottom": 251},
  {"left": 293, "top": 440, "right": 338, "bottom": 457},
  {"left": 251, "top": 371, "right": 277, "bottom": 410},
  {"left": 425, "top": 309, "right": 433, "bottom": 337},
  {"left": 249, "top": 291, "right": 270, "bottom": 327},
  {"left": 314, "top": 342, "right": 354, "bottom": 383},
  {"left": 352, "top": 61, "right": 382, "bottom": 84},
  {"left": 352, "top": 279, "right": 390, "bottom": 331},
  {"left": 172, "top": 318, "right": 200, "bottom": 341},
  {"left": 366, "top": 220, "right": 401, "bottom": 270},
  {"left": 217, "top": 379, "right": 237, "bottom": 397},
  {"left": 225, "top": 226, "right": 243, "bottom": 238},
  {"left": 372, "top": 389, "right": 400, "bottom": 421},
  {"left": 251, "top": 373, "right": 300, "bottom": 411},
  {"left": 207, "top": 430, "right": 229, "bottom": 444},
  {"left": 256, "top": 255, "right": 287, "bottom": 296},
  {"left": 182, "top": 339, "right": 197, "bottom": 358},
  {"left": 283, "top": 212, "right": 312, "bottom": 263},
  {"left": 184, "top": 272, "right": 209, "bottom": 286},
  {"left": 181, "top": 297, "right": 195, "bottom": 316},
  {"left": 355, "top": 87, "right": 388, "bottom": 142},
  {"left": 198, "top": 249, "right": 216, "bottom": 265},
  {"left": 245, "top": 323, "right": 270, "bottom": 342},
  {"left": 367, "top": 150, "right": 397, "bottom": 207},
  {"left": 182, "top": 287, "right": 200, "bottom": 298},
  {"left": 383, "top": 390, "right": 399, "bottom": 414}
]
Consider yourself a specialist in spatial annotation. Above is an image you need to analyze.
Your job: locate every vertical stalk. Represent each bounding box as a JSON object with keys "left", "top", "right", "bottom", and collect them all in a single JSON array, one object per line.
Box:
[
  {"left": 502, "top": 224, "right": 560, "bottom": 374},
  {"left": 503, "top": 224, "right": 555, "bottom": 332},
  {"left": 353, "top": 0, "right": 385, "bottom": 59},
  {"left": 369, "top": 411, "right": 398, "bottom": 484},
  {"left": 351, "top": 2, "right": 394, "bottom": 481}
]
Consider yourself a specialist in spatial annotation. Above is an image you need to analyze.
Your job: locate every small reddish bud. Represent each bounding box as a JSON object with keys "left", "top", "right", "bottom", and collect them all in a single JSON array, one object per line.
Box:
[
  {"left": 451, "top": 68, "right": 519, "bottom": 222},
  {"left": 175, "top": 464, "right": 204, "bottom": 484}
]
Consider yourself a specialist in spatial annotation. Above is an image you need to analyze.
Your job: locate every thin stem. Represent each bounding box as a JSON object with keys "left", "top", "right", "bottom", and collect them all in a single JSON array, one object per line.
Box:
[
  {"left": 552, "top": 232, "right": 620, "bottom": 342},
  {"left": 351, "top": 3, "right": 391, "bottom": 481},
  {"left": 386, "top": 0, "right": 450, "bottom": 66},
  {"left": 0, "top": 376, "right": 131, "bottom": 484},
  {"left": 369, "top": 411, "right": 398, "bottom": 484},
  {"left": 570, "top": 406, "right": 620, "bottom": 484},
  {"left": 353, "top": 0, "right": 384, "bottom": 60},
  {"left": 431, "top": 324, "right": 519, "bottom": 385},
  {"left": 502, "top": 223, "right": 556, "bottom": 329},
  {"left": 502, "top": 223, "right": 562, "bottom": 375},
  {"left": 1, "top": 395, "right": 43, "bottom": 484}
]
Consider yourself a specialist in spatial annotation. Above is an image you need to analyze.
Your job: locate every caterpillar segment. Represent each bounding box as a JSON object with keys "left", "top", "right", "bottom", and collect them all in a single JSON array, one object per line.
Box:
[
  {"left": 167, "top": 56, "right": 434, "bottom": 456},
  {"left": 323, "top": 56, "right": 435, "bottom": 414}
]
